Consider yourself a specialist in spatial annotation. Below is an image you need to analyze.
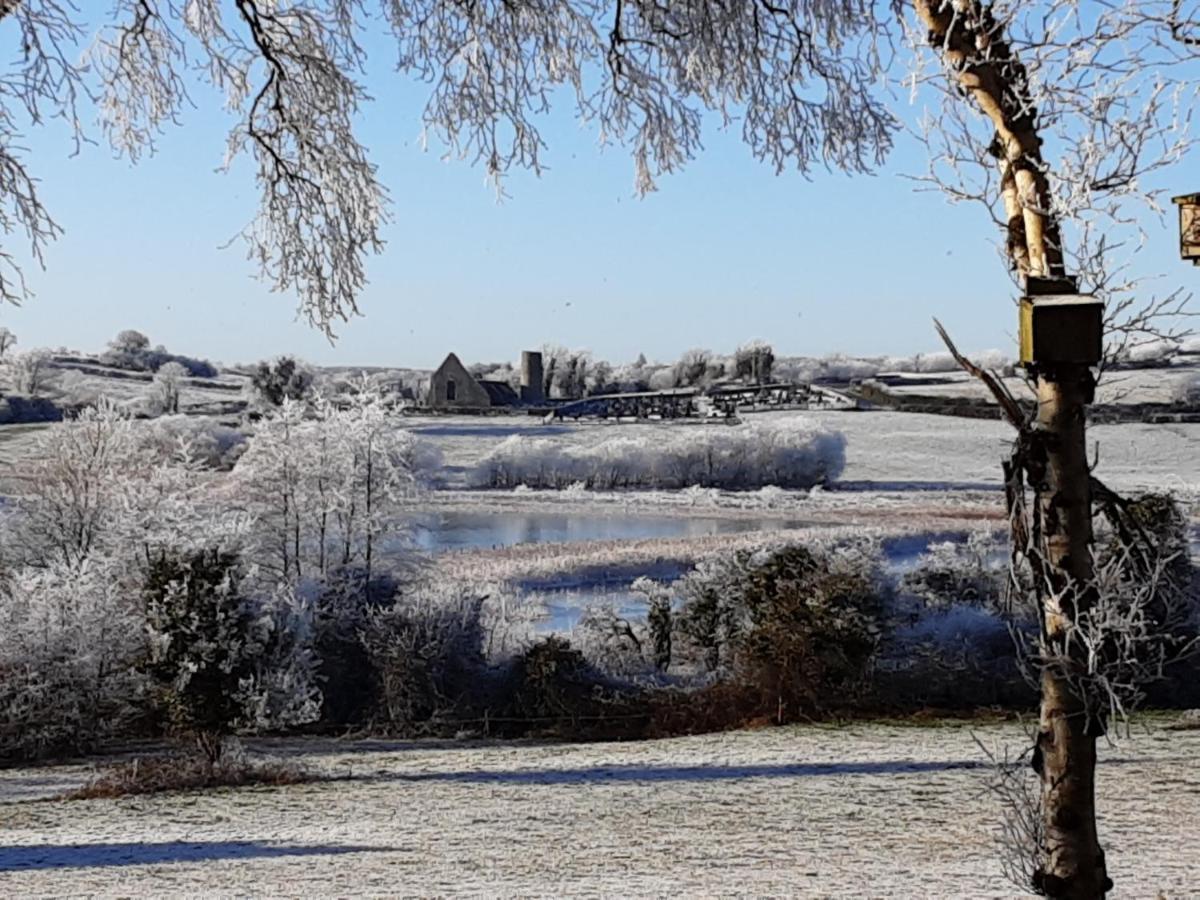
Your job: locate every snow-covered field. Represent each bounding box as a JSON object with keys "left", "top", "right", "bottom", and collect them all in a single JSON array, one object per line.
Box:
[
  {"left": 3, "top": 718, "right": 1197, "bottom": 897},
  {"left": 412, "top": 410, "right": 1199, "bottom": 495},
  {"left": 412, "top": 410, "right": 1200, "bottom": 506},
  {"left": 877, "top": 360, "right": 1200, "bottom": 406}
]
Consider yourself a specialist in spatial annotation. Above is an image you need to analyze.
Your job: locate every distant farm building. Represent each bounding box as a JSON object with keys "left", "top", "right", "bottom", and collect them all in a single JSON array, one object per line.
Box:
[{"left": 428, "top": 351, "right": 543, "bottom": 410}]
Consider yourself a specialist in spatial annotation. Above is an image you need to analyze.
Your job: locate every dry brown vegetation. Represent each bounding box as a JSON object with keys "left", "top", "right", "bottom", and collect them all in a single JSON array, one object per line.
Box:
[{"left": 63, "top": 754, "right": 312, "bottom": 801}]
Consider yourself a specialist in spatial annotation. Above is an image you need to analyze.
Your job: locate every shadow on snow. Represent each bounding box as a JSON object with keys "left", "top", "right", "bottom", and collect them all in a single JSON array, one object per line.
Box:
[
  {"left": 375, "top": 759, "right": 986, "bottom": 786},
  {"left": 0, "top": 841, "right": 393, "bottom": 872}
]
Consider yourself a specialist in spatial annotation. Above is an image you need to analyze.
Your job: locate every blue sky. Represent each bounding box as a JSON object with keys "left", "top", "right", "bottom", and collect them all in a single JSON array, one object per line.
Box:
[{"left": 0, "top": 34, "right": 1190, "bottom": 369}]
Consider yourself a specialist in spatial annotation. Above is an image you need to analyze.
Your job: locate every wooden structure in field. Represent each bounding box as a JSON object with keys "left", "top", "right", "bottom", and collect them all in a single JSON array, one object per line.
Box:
[
  {"left": 706, "top": 382, "right": 814, "bottom": 415},
  {"left": 548, "top": 387, "right": 700, "bottom": 421},
  {"left": 547, "top": 381, "right": 851, "bottom": 422}
]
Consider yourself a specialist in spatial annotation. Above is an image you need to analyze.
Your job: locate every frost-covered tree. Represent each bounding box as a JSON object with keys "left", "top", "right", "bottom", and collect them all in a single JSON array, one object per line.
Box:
[
  {"left": 0, "top": 326, "right": 14, "bottom": 360},
  {"left": 5, "top": 401, "right": 231, "bottom": 569},
  {"left": 247, "top": 356, "right": 315, "bottom": 410},
  {"left": 676, "top": 350, "right": 710, "bottom": 388},
  {"left": 109, "top": 329, "right": 149, "bottom": 355},
  {"left": 0, "top": 1, "right": 894, "bottom": 327},
  {"left": 9, "top": 402, "right": 143, "bottom": 567},
  {"left": 149, "top": 360, "right": 187, "bottom": 415},
  {"left": 234, "top": 389, "right": 420, "bottom": 586},
  {"left": 588, "top": 360, "right": 615, "bottom": 396},
  {"left": 734, "top": 341, "right": 776, "bottom": 385},
  {"left": 3, "top": 347, "right": 52, "bottom": 396}
]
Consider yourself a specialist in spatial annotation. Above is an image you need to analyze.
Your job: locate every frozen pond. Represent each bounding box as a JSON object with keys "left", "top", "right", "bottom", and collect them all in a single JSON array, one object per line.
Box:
[
  {"left": 405, "top": 509, "right": 977, "bottom": 632},
  {"left": 408, "top": 511, "right": 1199, "bottom": 632},
  {"left": 408, "top": 510, "right": 815, "bottom": 554}
]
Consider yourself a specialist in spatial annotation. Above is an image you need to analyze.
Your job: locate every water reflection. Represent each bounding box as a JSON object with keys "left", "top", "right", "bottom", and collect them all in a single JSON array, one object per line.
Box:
[{"left": 407, "top": 510, "right": 814, "bottom": 554}]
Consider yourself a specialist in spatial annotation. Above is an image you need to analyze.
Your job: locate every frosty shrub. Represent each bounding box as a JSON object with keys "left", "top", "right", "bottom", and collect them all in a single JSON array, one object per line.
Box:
[
  {"left": 1094, "top": 493, "right": 1200, "bottom": 710},
  {"left": 673, "top": 543, "right": 884, "bottom": 720},
  {"left": 496, "top": 636, "right": 625, "bottom": 737},
  {"left": 900, "top": 533, "right": 1010, "bottom": 614},
  {"left": 142, "top": 416, "right": 248, "bottom": 470},
  {"left": 143, "top": 549, "right": 319, "bottom": 762},
  {"left": 885, "top": 533, "right": 1030, "bottom": 709},
  {"left": 310, "top": 566, "right": 406, "bottom": 728},
  {"left": 143, "top": 549, "right": 261, "bottom": 762},
  {"left": 0, "top": 561, "right": 145, "bottom": 761},
  {"left": 575, "top": 605, "right": 649, "bottom": 678},
  {"left": 472, "top": 417, "right": 846, "bottom": 490},
  {"left": 361, "top": 585, "right": 488, "bottom": 733},
  {"left": 729, "top": 545, "right": 883, "bottom": 719},
  {"left": 634, "top": 576, "right": 673, "bottom": 673},
  {"left": 675, "top": 553, "right": 749, "bottom": 673}
]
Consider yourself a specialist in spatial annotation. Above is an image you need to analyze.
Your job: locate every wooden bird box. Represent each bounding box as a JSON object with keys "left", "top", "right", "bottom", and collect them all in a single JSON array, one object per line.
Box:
[
  {"left": 1173, "top": 194, "right": 1200, "bottom": 266},
  {"left": 1019, "top": 294, "right": 1103, "bottom": 367}
]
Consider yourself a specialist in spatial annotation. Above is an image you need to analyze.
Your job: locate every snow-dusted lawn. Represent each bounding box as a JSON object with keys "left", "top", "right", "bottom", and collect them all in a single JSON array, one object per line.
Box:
[{"left": 3, "top": 720, "right": 1197, "bottom": 897}]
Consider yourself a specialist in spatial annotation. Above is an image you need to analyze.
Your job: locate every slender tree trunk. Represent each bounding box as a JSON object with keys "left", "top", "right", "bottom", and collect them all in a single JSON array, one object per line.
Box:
[
  {"left": 913, "top": 2, "right": 1108, "bottom": 895},
  {"left": 1032, "top": 369, "right": 1108, "bottom": 899},
  {"left": 364, "top": 439, "right": 374, "bottom": 600}
]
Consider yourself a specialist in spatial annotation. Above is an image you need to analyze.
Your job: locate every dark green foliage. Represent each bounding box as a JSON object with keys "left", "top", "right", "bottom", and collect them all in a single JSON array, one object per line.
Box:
[
  {"left": 647, "top": 594, "right": 673, "bottom": 673},
  {"left": 677, "top": 556, "right": 745, "bottom": 673},
  {"left": 143, "top": 549, "right": 259, "bottom": 763},
  {"left": 311, "top": 569, "right": 399, "bottom": 729},
  {"left": 734, "top": 343, "right": 775, "bottom": 384},
  {"left": 675, "top": 545, "right": 883, "bottom": 721},
  {"left": 505, "top": 637, "right": 591, "bottom": 720},
  {"left": 734, "top": 546, "right": 882, "bottom": 719},
  {"left": 250, "top": 356, "right": 314, "bottom": 407}
]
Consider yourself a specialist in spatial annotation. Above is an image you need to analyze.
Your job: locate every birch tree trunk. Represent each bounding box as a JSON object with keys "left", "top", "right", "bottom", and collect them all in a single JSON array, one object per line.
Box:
[{"left": 913, "top": 2, "right": 1109, "bottom": 895}]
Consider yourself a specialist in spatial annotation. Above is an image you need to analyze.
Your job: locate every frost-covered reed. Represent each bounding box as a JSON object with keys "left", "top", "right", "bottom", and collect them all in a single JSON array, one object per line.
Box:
[{"left": 471, "top": 418, "right": 846, "bottom": 490}]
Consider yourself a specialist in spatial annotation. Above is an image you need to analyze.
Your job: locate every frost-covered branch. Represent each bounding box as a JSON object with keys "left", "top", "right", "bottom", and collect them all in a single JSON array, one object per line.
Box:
[
  {"left": 908, "top": 1, "right": 1198, "bottom": 359},
  {"left": 3, "top": 1, "right": 898, "bottom": 331}
]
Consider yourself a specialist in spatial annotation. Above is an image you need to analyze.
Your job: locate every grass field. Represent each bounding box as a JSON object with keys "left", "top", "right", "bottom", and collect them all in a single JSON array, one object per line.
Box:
[{"left": 2, "top": 718, "right": 1197, "bottom": 897}]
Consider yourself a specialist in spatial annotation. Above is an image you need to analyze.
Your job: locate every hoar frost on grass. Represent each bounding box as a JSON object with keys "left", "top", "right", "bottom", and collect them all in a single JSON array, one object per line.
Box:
[
  {"left": 3, "top": 722, "right": 1198, "bottom": 896},
  {"left": 471, "top": 418, "right": 846, "bottom": 491}
]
